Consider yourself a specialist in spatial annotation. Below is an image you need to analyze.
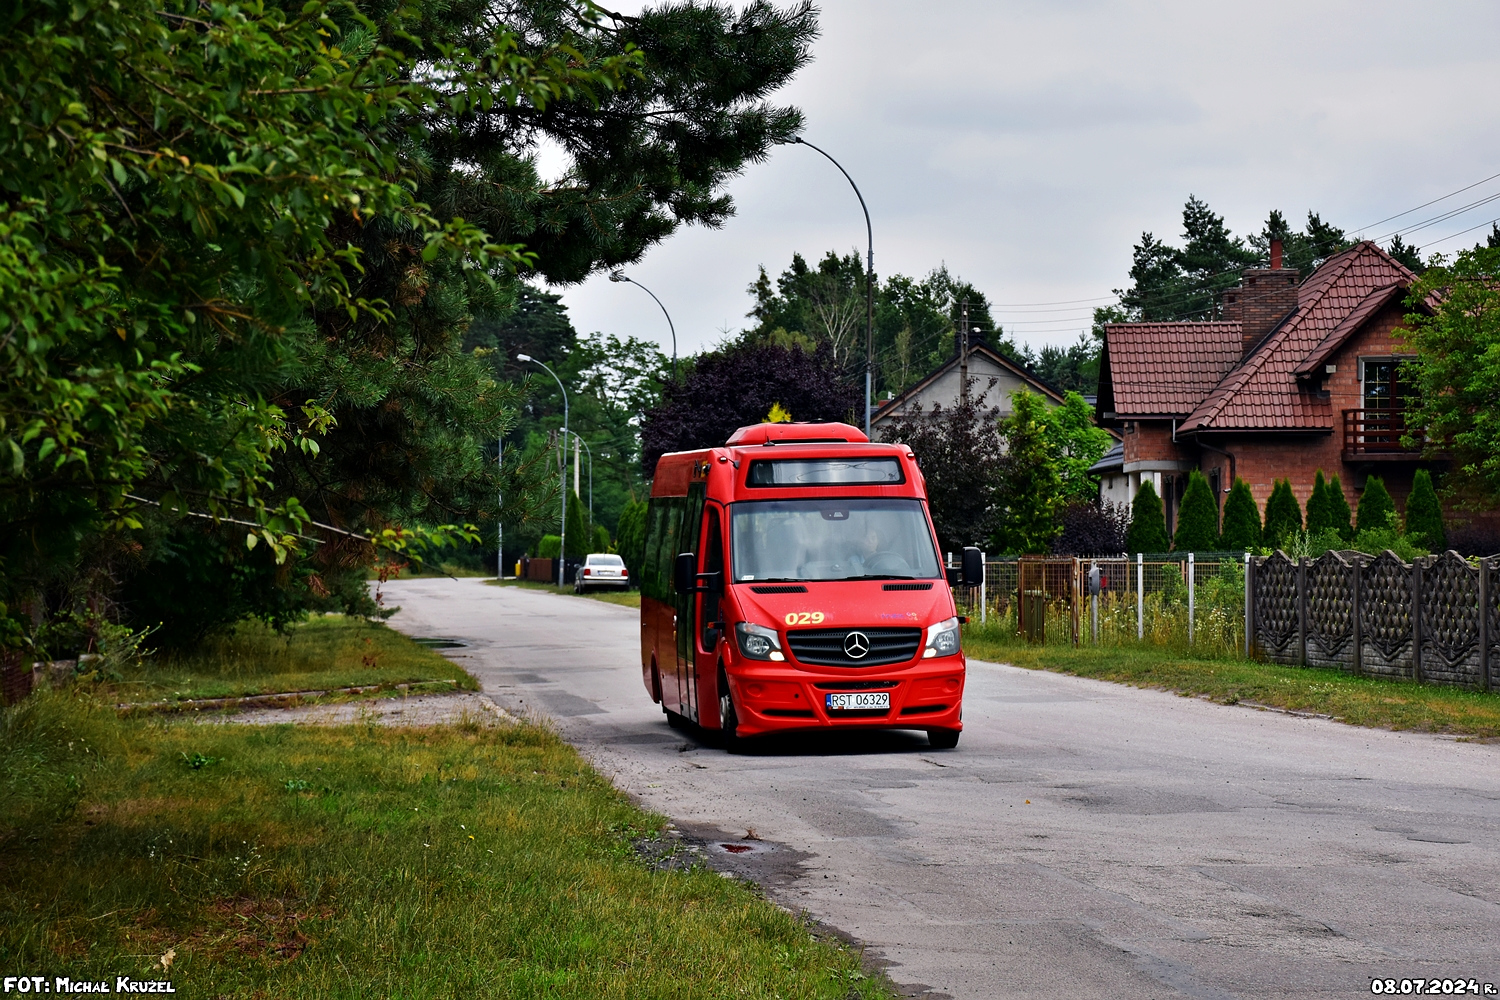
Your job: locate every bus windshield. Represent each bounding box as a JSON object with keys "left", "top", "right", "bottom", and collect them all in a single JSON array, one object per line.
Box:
[{"left": 730, "top": 498, "right": 942, "bottom": 582}]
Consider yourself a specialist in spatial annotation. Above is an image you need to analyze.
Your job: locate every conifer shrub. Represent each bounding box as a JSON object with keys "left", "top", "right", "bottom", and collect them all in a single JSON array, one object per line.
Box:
[
  {"left": 1305, "top": 471, "right": 1332, "bottom": 535},
  {"left": 1326, "top": 474, "right": 1354, "bottom": 542},
  {"left": 1172, "top": 471, "right": 1220, "bottom": 552},
  {"left": 1262, "top": 479, "right": 1303, "bottom": 549},
  {"left": 1219, "top": 478, "right": 1262, "bottom": 550},
  {"left": 565, "top": 491, "right": 589, "bottom": 558},
  {"left": 1404, "top": 469, "right": 1446, "bottom": 551},
  {"left": 1356, "top": 476, "right": 1396, "bottom": 534},
  {"left": 1125, "top": 481, "right": 1169, "bottom": 554}
]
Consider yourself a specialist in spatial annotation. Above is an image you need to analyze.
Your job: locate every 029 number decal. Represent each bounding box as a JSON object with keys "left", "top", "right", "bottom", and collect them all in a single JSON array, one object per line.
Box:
[{"left": 784, "top": 612, "right": 825, "bottom": 625}]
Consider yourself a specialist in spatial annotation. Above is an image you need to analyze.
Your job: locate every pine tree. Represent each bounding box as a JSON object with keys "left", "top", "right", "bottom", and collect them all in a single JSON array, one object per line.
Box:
[
  {"left": 1219, "top": 478, "right": 1262, "bottom": 550},
  {"left": 1404, "top": 469, "right": 1446, "bottom": 551},
  {"left": 1262, "top": 479, "right": 1303, "bottom": 549},
  {"left": 1357, "top": 476, "right": 1397, "bottom": 534},
  {"left": 1326, "top": 474, "right": 1354, "bottom": 542},
  {"left": 1125, "top": 481, "right": 1169, "bottom": 554},
  {"left": 1305, "top": 470, "right": 1332, "bottom": 535},
  {"left": 565, "top": 491, "right": 589, "bottom": 558},
  {"left": 1172, "top": 471, "right": 1220, "bottom": 552}
]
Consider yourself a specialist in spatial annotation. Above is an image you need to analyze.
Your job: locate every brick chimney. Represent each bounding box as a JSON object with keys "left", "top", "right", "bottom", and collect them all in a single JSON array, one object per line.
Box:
[{"left": 1237, "top": 239, "right": 1298, "bottom": 355}]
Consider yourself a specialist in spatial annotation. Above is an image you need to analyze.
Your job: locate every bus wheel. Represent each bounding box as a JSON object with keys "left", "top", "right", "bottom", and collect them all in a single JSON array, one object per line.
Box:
[
  {"left": 927, "top": 728, "right": 960, "bottom": 750},
  {"left": 717, "top": 666, "right": 742, "bottom": 754}
]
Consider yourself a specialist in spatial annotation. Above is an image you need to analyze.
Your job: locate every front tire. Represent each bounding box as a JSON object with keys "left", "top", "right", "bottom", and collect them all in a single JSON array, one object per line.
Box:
[
  {"left": 717, "top": 667, "right": 743, "bottom": 754},
  {"left": 927, "top": 728, "right": 960, "bottom": 750}
]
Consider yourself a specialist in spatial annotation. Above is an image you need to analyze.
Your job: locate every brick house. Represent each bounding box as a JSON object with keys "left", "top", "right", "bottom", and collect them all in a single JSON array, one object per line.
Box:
[{"left": 1093, "top": 239, "right": 1443, "bottom": 535}]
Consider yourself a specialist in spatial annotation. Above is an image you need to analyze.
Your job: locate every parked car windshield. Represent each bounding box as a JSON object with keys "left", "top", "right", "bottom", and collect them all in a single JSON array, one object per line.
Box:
[
  {"left": 587, "top": 554, "right": 624, "bottom": 565},
  {"left": 730, "top": 498, "right": 941, "bottom": 582}
]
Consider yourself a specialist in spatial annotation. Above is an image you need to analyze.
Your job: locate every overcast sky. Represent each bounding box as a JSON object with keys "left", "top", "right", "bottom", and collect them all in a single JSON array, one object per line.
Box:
[{"left": 546, "top": 0, "right": 1500, "bottom": 361}]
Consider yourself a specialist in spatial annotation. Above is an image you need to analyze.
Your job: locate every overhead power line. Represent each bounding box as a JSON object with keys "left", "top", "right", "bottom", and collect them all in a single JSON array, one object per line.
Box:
[{"left": 1354, "top": 168, "right": 1500, "bottom": 234}]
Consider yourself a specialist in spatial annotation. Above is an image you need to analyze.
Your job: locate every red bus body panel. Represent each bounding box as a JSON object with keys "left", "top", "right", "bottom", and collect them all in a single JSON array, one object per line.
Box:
[{"left": 640, "top": 423, "right": 964, "bottom": 739}]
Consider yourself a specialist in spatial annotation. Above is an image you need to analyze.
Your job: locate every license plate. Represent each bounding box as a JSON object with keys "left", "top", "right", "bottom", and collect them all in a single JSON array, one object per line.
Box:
[{"left": 825, "top": 691, "right": 890, "bottom": 711}]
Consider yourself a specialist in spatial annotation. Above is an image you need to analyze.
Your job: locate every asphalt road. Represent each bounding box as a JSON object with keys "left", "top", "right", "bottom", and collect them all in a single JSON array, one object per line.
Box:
[{"left": 383, "top": 577, "right": 1500, "bottom": 999}]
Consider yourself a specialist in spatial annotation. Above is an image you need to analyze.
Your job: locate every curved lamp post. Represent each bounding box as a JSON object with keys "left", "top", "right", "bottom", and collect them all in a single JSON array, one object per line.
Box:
[
  {"left": 788, "top": 136, "right": 875, "bottom": 438},
  {"left": 609, "top": 271, "right": 678, "bottom": 381},
  {"left": 518, "top": 354, "right": 569, "bottom": 587}
]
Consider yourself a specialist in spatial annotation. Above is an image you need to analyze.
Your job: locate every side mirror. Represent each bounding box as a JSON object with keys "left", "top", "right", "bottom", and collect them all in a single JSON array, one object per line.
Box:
[
  {"left": 674, "top": 551, "right": 697, "bottom": 593},
  {"left": 962, "top": 546, "right": 984, "bottom": 586}
]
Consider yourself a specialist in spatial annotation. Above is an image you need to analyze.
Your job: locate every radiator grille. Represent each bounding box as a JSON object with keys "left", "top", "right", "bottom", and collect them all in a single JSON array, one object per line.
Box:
[{"left": 786, "top": 627, "right": 922, "bottom": 667}]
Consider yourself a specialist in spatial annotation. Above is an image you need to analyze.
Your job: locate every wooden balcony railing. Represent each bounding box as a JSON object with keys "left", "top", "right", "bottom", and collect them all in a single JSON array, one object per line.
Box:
[{"left": 1343, "top": 408, "right": 1418, "bottom": 458}]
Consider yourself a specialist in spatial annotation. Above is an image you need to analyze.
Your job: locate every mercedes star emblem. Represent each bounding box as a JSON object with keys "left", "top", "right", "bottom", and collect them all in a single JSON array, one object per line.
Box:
[{"left": 843, "top": 631, "right": 870, "bottom": 659}]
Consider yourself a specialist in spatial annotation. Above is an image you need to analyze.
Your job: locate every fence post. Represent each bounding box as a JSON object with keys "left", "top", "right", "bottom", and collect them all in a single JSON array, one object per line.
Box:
[
  {"left": 1090, "top": 560, "right": 1099, "bottom": 645},
  {"left": 1137, "top": 553, "right": 1144, "bottom": 641},
  {"left": 1351, "top": 552, "right": 1363, "bottom": 677},
  {"left": 1479, "top": 556, "right": 1491, "bottom": 692},
  {"left": 1412, "top": 556, "right": 1424, "bottom": 683},
  {"left": 1244, "top": 552, "right": 1253, "bottom": 659},
  {"left": 1187, "top": 552, "right": 1195, "bottom": 648},
  {"left": 980, "top": 551, "right": 987, "bottom": 625},
  {"left": 1071, "top": 557, "right": 1081, "bottom": 647},
  {"left": 1297, "top": 556, "right": 1308, "bottom": 667}
]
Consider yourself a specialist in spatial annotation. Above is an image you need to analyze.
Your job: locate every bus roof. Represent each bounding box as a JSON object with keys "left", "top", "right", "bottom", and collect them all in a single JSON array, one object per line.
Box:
[{"left": 724, "top": 422, "right": 868, "bottom": 446}]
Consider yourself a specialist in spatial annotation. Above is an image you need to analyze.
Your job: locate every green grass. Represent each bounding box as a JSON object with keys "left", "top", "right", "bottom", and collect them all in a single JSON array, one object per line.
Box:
[
  {"left": 104, "top": 616, "right": 479, "bottom": 705},
  {"left": 487, "top": 578, "right": 641, "bottom": 609},
  {"left": 963, "top": 619, "right": 1500, "bottom": 740},
  {"left": 0, "top": 693, "right": 888, "bottom": 999}
]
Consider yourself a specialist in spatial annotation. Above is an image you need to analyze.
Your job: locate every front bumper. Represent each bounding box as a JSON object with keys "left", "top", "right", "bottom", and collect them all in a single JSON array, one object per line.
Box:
[{"left": 727, "top": 657, "right": 964, "bottom": 737}]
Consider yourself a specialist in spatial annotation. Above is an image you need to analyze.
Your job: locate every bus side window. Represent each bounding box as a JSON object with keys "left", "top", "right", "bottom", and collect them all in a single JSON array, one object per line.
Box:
[
  {"left": 658, "top": 499, "right": 683, "bottom": 599},
  {"left": 642, "top": 500, "right": 666, "bottom": 600}
]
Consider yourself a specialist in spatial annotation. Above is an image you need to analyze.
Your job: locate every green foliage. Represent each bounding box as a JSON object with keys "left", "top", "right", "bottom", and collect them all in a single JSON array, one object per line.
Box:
[
  {"left": 1305, "top": 471, "right": 1332, "bottom": 536},
  {"left": 1043, "top": 392, "right": 1114, "bottom": 504},
  {"left": 1356, "top": 476, "right": 1397, "bottom": 534},
  {"left": 1405, "top": 469, "right": 1446, "bottom": 551},
  {"left": 1125, "top": 481, "right": 1169, "bottom": 554},
  {"left": 537, "top": 535, "right": 562, "bottom": 559},
  {"left": 1172, "top": 471, "right": 1220, "bottom": 552},
  {"left": 592, "top": 524, "right": 613, "bottom": 553},
  {"left": 1263, "top": 480, "right": 1303, "bottom": 548},
  {"left": 615, "top": 500, "right": 649, "bottom": 580},
  {"left": 1326, "top": 474, "right": 1354, "bottom": 542},
  {"left": 1351, "top": 527, "right": 1428, "bottom": 562},
  {"left": 1219, "top": 479, "right": 1262, "bottom": 551},
  {"left": 992, "top": 392, "right": 1062, "bottom": 555},
  {"left": 1403, "top": 246, "right": 1500, "bottom": 504},
  {"left": 564, "top": 492, "right": 589, "bottom": 559},
  {"left": 884, "top": 380, "right": 1005, "bottom": 551}
]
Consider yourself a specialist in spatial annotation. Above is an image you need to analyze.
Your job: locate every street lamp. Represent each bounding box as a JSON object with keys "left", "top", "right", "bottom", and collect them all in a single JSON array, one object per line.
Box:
[
  {"left": 788, "top": 136, "right": 875, "bottom": 439},
  {"left": 517, "top": 354, "right": 569, "bottom": 587},
  {"left": 609, "top": 271, "right": 678, "bottom": 380}
]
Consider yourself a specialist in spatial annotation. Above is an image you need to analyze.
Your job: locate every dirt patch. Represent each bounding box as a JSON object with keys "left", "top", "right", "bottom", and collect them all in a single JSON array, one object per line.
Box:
[{"left": 197, "top": 692, "right": 517, "bottom": 728}]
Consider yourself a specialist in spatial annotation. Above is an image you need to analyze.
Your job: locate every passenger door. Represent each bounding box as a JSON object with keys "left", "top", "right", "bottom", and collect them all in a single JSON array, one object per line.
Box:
[
  {"left": 672, "top": 483, "right": 706, "bottom": 722},
  {"left": 694, "top": 505, "right": 726, "bottom": 720}
]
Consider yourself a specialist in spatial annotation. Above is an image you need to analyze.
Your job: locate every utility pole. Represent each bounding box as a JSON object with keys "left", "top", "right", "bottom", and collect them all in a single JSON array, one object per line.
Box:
[
  {"left": 960, "top": 299, "right": 970, "bottom": 403},
  {"left": 496, "top": 435, "right": 503, "bottom": 579},
  {"left": 518, "top": 355, "right": 568, "bottom": 587}
]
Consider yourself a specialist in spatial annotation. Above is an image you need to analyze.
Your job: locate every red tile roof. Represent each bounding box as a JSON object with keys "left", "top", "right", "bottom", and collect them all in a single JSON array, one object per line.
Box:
[
  {"left": 1179, "top": 242, "right": 1414, "bottom": 432},
  {"left": 1099, "top": 321, "right": 1243, "bottom": 417},
  {"left": 1099, "top": 241, "right": 1416, "bottom": 434}
]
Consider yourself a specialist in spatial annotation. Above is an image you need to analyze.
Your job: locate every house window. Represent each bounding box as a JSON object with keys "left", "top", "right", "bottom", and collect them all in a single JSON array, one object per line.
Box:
[{"left": 1361, "top": 356, "right": 1415, "bottom": 410}]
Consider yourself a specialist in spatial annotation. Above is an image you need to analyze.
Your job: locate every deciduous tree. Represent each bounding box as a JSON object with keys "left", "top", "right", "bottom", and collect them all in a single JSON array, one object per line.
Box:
[{"left": 991, "top": 392, "right": 1063, "bottom": 555}]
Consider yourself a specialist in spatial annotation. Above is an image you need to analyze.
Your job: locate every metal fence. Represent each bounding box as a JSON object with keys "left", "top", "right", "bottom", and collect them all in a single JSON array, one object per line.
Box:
[
  {"left": 1250, "top": 550, "right": 1499, "bottom": 690},
  {"left": 951, "top": 552, "right": 1248, "bottom": 652}
]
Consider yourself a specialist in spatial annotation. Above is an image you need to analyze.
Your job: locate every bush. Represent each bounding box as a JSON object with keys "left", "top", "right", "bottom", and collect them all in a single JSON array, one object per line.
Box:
[
  {"left": 1125, "top": 481, "right": 1168, "bottom": 554},
  {"left": 1305, "top": 470, "right": 1332, "bottom": 535},
  {"left": 1172, "top": 470, "right": 1220, "bottom": 552},
  {"left": 1219, "top": 478, "right": 1262, "bottom": 550},
  {"left": 1327, "top": 474, "right": 1354, "bottom": 542},
  {"left": 1263, "top": 479, "right": 1302, "bottom": 549},
  {"left": 537, "top": 535, "right": 562, "bottom": 558},
  {"left": 1357, "top": 475, "right": 1396, "bottom": 534},
  {"left": 1405, "top": 469, "right": 1446, "bottom": 551},
  {"left": 1053, "top": 501, "right": 1129, "bottom": 555}
]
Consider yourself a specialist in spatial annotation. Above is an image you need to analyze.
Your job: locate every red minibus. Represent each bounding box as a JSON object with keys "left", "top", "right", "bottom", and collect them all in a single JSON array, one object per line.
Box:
[{"left": 639, "top": 420, "right": 981, "bottom": 750}]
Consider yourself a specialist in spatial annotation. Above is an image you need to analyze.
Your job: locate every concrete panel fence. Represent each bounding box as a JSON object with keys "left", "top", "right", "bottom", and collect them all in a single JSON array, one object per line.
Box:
[{"left": 1249, "top": 550, "right": 1499, "bottom": 690}]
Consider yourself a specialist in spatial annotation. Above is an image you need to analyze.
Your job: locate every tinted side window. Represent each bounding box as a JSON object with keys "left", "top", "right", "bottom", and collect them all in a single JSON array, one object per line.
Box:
[{"left": 642, "top": 499, "right": 667, "bottom": 600}]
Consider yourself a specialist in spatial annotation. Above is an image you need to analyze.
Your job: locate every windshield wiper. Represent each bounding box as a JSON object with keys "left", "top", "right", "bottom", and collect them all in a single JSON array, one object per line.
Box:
[{"left": 843, "top": 574, "right": 919, "bottom": 581}]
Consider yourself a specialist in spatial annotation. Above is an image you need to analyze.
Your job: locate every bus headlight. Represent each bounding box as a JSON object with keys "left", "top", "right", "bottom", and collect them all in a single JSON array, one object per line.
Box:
[
  {"left": 924, "top": 617, "right": 960, "bottom": 658},
  {"left": 735, "top": 622, "right": 784, "bottom": 661}
]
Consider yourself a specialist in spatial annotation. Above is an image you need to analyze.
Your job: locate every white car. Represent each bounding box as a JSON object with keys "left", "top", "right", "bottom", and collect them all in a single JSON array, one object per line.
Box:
[{"left": 574, "top": 553, "right": 630, "bottom": 592}]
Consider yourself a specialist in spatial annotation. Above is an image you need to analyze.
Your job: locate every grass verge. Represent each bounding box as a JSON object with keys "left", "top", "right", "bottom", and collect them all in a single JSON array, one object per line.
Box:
[
  {"left": 0, "top": 692, "right": 889, "bottom": 998},
  {"left": 486, "top": 578, "right": 641, "bottom": 609},
  {"left": 104, "top": 616, "right": 479, "bottom": 705},
  {"left": 963, "top": 621, "right": 1500, "bottom": 740}
]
